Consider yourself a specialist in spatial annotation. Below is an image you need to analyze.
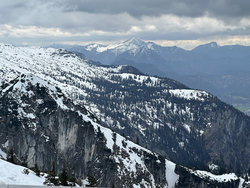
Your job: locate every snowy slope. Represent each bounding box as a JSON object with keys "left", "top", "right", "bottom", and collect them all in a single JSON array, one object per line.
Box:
[
  {"left": 0, "top": 43, "right": 209, "bottom": 130},
  {"left": 0, "top": 43, "right": 209, "bottom": 102},
  {"left": 0, "top": 159, "right": 45, "bottom": 186}
]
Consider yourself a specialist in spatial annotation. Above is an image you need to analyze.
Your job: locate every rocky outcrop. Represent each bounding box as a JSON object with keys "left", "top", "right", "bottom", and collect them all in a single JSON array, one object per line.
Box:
[{"left": 204, "top": 106, "right": 250, "bottom": 173}]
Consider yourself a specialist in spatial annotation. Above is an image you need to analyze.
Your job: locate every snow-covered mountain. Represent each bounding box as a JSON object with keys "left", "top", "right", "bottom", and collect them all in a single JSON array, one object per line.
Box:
[
  {"left": 49, "top": 38, "right": 182, "bottom": 77},
  {"left": 85, "top": 37, "right": 159, "bottom": 55},
  {"left": 48, "top": 37, "right": 184, "bottom": 67},
  {"left": 50, "top": 39, "right": 250, "bottom": 116},
  {"left": 0, "top": 43, "right": 249, "bottom": 175},
  {"left": 0, "top": 74, "right": 247, "bottom": 187}
]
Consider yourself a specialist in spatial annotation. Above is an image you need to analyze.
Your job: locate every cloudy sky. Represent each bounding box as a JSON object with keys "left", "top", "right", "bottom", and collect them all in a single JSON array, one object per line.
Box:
[{"left": 1, "top": 0, "right": 250, "bottom": 49}]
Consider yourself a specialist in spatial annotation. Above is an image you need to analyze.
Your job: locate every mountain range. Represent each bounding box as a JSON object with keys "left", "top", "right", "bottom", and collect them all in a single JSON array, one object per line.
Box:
[
  {"left": 49, "top": 38, "right": 250, "bottom": 116},
  {"left": 0, "top": 43, "right": 249, "bottom": 187}
]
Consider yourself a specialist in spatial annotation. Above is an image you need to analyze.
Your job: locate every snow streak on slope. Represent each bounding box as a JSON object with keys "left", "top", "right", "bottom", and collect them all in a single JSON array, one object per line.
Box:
[{"left": 0, "top": 159, "right": 45, "bottom": 186}]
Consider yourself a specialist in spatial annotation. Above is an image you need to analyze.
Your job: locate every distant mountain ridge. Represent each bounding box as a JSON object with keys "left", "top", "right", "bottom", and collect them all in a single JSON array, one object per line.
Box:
[{"left": 49, "top": 39, "right": 250, "bottom": 115}]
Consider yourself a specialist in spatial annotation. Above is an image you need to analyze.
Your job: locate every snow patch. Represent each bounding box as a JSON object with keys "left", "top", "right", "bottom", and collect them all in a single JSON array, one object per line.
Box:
[
  {"left": 208, "top": 163, "right": 219, "bottom": 171},
  {"left": 119, "top": 73, "right": 159, "bottom": 85},
  {"left": 165, "top": 160, "right": 179, "bottom": 188},
  {"left": 169, "top": 89, "right": 209, "bottom": 101},
  {"left": 183, "top": 124, "right": 191, "bottom": 133},
  {"left": 238, "top": 178, "right": 245, "bottom": 188},
  {"left": 191, "top": 170, "right": 238, "bottom": 183}
]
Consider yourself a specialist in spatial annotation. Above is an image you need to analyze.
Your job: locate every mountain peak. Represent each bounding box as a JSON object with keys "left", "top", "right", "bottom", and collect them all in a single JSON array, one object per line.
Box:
[
  {"left": 123, "top": 37, "right": 145, "bottom": 45},
  {"left": 111, "top": 37, "right": 151, "bottom": 55},
  {"left": 208, "top": 42, "right": 219, "bottom": 48},
  {"left": 193, "top": 42, "right": 220, "bottom": 51}
]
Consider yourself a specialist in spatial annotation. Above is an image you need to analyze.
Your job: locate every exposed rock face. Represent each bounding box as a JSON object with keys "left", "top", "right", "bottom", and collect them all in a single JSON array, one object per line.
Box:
[
  {"left": 0, "top": 75, "right": 245, "bottom": 187},
  {"left": 0, "top": 44, "right": 249, "bottom": 174},
  {"left": 204, "top": 107, "right": 250, "bottom": 173}
]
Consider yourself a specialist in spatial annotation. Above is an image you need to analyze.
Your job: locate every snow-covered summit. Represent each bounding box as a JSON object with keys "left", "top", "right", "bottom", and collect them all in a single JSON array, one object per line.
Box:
[{"left": 84, "top": 38, "right": 155, "bottom": 55}]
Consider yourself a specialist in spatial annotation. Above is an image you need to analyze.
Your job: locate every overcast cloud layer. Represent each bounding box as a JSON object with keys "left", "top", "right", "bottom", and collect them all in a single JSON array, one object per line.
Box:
[{"left": 0, "top": 0, "right": 250, "bottom": 48}]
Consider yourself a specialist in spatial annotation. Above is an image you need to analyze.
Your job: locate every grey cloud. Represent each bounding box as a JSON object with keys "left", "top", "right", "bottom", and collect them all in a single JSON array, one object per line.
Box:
[
  {"left": 59, "top": 0, "right": 250, "bottom": 20},
  {"left": 1, "top": 0, "right": 249, "bottom": 27},
  {"left": 0, "top": 0, "right": 250, "bottom": 45}
]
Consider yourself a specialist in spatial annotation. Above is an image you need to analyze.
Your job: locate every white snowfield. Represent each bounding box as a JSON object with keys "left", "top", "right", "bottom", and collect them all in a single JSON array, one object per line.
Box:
[{"left": 0, "top": 159, "right": 45, "bottom": 186}]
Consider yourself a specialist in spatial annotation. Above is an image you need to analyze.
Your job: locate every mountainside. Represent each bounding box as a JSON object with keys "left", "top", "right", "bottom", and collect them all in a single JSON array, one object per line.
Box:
[
  {"left": 51, "top": 39, "right": 250, "bottom": 115},
  {"left": 0, "top": 74, "right": 246, "bottom": 187},
  {"left": 0, "top": 43, "right": 249, "bottom": 174},
  {"left": 0, "top": 74, "right": 167, "bottom": 187}
]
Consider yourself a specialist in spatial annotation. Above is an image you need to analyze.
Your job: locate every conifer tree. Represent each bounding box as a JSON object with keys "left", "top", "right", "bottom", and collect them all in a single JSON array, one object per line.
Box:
[
  {"left": 136, "top": 136, "right": 140, "bottom": 145},
  {"left": 59, "top": 165, "right": 68, "bottom": 186},
  {"left": 44, "top": 161, "right": 59, "bottom": 186},
  {"left": 245, "top": 174, "right": 248, "bottom": 182},
  {"left": 7, "top": 148, "right": 15, "bottom": 164},
  {"left": 31, "top": 163, "right": 40, "bottom": 176},
  {"left": 86, "top": 175, "right": 97, "bottom": 187},
  {"left": 69, "top": 166, "right": 76, "bottom": 186}
]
